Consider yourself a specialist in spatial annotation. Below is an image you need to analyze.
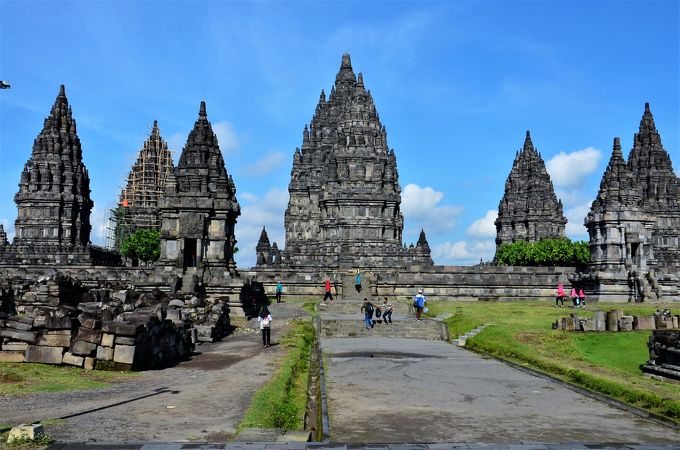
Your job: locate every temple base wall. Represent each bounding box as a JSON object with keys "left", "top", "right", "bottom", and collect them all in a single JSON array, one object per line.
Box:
[{"left": 2, "top": 263, "right": 679, "bottom": 304}]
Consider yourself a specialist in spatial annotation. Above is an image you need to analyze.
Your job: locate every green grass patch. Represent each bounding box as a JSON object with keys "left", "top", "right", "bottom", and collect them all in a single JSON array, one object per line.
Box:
[
  {"left": 0, "top": 363, "right": 137, "bottom": 396},
  {"left": 239, "top": 319, "right": 316, "bottom": 431},
  {"left": 432, "top": 300, "right": 680, "bottom": 423}
]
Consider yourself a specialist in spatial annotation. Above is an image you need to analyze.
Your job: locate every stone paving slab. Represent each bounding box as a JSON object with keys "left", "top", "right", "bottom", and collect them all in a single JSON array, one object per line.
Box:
[
  {"left": 46, "top": 443, "right": 680, "bottom": 449},
  {"left": 320, "top": 337, "right": 680, "bottom": 444}
]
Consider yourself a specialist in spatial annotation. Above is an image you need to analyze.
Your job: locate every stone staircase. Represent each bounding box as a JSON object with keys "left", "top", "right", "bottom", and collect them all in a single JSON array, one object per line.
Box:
[
  {"left": 318, "top": 273, "right": 448, "bottom": 340},
  {"left": 319, "top": 315, "right": 448, "bottom": 340},
  {"left": 340, "top": 273, "right": 371, "bottom": 301},
  {"left": 452, "top": 324, "right": 487, "bottom": 347}
]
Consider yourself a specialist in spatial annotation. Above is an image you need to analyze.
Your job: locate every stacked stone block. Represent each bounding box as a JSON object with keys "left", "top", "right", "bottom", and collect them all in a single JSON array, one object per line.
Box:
[
  {"left": 0, "top": 277, "right": 233, "bottom": 370},
  {"left": 553, "top": 309, "right": 679, "bottom": 332}
]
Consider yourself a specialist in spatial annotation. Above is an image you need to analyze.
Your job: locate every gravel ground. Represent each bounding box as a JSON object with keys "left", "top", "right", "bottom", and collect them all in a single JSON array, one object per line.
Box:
[{"left": 0, "top": 302, "right": 308, "bottom": 443}]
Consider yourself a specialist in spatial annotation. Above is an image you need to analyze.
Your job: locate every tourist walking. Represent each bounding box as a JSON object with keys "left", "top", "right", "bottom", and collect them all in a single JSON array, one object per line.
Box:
[
  {"left": 555, "top": 283, "right": 565, "bottom": 307},
  {"left": 414, "top": 289, "right": 426, "bottom": 320},
  {"left": 355, "top": 271, "right": 362, "bottom": 293},
  {"left": 258, "top": 305, "right": 272, "bottom": 348},
  {"left": 579, "top": 288, "right": 586, "bottom": 307},
  {"left": 570, "top": 287, "right": 579, "bottom": 307},
  {"left": 381, "top": 297, "right": 393, "bottom": 324},
  {"left": 275, "top": 281, "right": 283, "bottom": 303},
  {"left": 323, "top": 278, "right": 334, "bottom": 303},
  {"left": 361, "top": 298, "right": 375, "bottom": 329}
]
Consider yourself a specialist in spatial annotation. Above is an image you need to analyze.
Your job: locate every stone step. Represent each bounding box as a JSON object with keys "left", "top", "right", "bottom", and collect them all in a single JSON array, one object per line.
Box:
[
  {"left": 452, "top": 325, "right": 487, "bottom": 347},
  {"left": 318, "top": 300, "right": 412, "bottom": 315},
  {"left": 320, "top": 318, "right": 446, "bottom": 340}
]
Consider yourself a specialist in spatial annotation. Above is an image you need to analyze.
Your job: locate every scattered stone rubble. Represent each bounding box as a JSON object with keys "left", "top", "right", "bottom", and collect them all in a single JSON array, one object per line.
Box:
[
  {"left": 553, "top": 309, "right": 679, "bottom": 332},
  {"left": 0, "top": 274, "right": 232, "bottom": 370},
  {"left": 642, "top": 328, "right": 680, "bottom": 381}
]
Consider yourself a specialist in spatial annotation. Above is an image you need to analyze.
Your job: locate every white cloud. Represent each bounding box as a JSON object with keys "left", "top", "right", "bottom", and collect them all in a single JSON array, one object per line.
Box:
[
  {"left": 212, "top": 121, "right": 240, "bottom": 154},
  {"left": 235, "top": 187, "right": 289, "bottom": 268},
  {"left": 241, "top": 151, "right": 286, "bottom": 176},
  {"left": 432, "top": 239, "right": 496, "bottom": 265},
  {"left": 466, "top": 210, "right": 497, "bottom": 238},
  {"left": 401, "top": 183, "right": 463, "bottom": 237},
  {"left": 564, "top": 202, "right": 591, "bottom": 239},
  {"left": 89, "top": 205, "right": 109, "bottom": 245},
  {"left": 546, "top": 147, "right": 602, "bottom": 189}
]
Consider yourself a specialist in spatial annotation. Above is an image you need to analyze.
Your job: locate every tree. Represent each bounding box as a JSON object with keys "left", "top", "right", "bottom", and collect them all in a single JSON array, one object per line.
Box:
[{"left": 121, "top": 229, "right": 161, "bottom": 262}]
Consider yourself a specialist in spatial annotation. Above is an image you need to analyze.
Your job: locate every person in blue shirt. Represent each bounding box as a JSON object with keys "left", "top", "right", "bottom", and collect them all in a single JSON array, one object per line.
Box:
[
  {"left": 355, "top": 271, "right": 362, "bottom": 293},
  {"left": 275, "top": 281, "right": 283, "bottom": 303},
  {"left": 413, "top": 289, "right": 426, "bottom": 320}
]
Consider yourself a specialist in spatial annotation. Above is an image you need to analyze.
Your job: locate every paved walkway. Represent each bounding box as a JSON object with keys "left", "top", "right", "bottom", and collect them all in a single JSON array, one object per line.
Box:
[
  {"left": 321, "top": 337, "right": 680, "bottom": 444},
  {"left": 45, "top": 443, "right": 680, "bottom": 449}
]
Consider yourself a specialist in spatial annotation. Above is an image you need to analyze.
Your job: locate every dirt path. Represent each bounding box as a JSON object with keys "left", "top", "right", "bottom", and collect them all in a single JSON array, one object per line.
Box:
[{"left": 0, "top": 302, "right": 308, "bottom": 442}]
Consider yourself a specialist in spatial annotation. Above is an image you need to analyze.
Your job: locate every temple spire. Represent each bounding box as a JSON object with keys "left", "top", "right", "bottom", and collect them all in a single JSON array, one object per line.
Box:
[
  {"left": 523, "top": 130, "right": 534, "bottom": 153},
  {"left": 199, "top": 100, "right": 207, "bottom": 119}
]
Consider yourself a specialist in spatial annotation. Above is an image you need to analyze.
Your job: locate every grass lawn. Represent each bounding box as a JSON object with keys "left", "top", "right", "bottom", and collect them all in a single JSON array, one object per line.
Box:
[
  {"left": 426, "top": 300, "right": 680, "bottom": 423},
  {"left": 239, "top": 318, "right": 316, "bottom": 431},
  {"left": 0, "top": 362, "right": 138, "bottom": 397}
]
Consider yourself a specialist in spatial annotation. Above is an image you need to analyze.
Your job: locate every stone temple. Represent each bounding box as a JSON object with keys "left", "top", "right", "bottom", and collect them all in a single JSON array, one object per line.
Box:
[
  {"left": 2, "top": 86, "right": 115, "bottom": 265},
  {"left": 495, "top": 130, "right": 567, "bottom": 251},
  {"left": 585, "top": 103, "right": 680, "bottom": 301},
  {"left": 158, "top": 101, "right": 240, "bottom": 278},
  {"left": 114, "top": 120, "right": 174, "bottom": 247},
  {"left": 259, "top": 53, "right": 433, "bottom": 270}
]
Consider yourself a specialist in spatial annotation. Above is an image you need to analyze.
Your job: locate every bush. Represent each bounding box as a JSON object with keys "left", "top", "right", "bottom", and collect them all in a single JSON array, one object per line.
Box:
[
  {"left": 121, "top": 229, "right": 161, "bottom": 262},
  {"left": 496, "top": 238, "right": 589, "bottom": 267}
]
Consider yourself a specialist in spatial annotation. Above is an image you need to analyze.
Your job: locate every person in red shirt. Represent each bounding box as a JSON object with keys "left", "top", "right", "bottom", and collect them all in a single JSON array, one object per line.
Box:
[{"left": 323, "top": 278, "right": 334, "bottom": 303}]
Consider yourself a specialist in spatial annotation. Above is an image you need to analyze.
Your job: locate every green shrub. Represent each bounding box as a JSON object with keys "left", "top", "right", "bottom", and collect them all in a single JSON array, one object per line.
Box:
[
  {"left": 496, "top": 238, "right": 589, "bottom": 267},
  {"left": 121, "top": 229, "right": 161, "bottom": 262}
]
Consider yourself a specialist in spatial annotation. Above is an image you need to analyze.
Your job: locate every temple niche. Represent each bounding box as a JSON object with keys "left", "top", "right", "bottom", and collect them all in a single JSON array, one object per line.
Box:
[
  {"left": 114, "top": 121, "right": 174, "bottom": 247},
  {"left": 585, "top": 104, "right": 680, "bottom": 301},
  {"left": 4, "top": 85, "right": 104, "bottom": 265},
  {"left": 494, "top": 130, "right": 567, "bottom": 252},
  {"left": 157, "top": 101, "right": 240, "bottom": 277},
  {"left": 268, "top": 53, "right": 433, "bottom": 269}
]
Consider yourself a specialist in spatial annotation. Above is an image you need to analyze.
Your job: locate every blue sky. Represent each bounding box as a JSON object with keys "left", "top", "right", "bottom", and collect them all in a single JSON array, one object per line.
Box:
[{"left": 1, "top": 0, "right": 678, "bottom": 267}]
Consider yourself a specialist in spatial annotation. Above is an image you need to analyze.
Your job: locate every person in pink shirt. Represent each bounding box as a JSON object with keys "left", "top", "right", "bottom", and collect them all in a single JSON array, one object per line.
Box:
[
  {"left": 555, "top": 283, "right": 565, "bottom": 307},
  {"left": 570, "top": 287, "right": 579, "bottom": 307},
  {"left": 578, "top": 288, "right": 586, "bottom": 307}
]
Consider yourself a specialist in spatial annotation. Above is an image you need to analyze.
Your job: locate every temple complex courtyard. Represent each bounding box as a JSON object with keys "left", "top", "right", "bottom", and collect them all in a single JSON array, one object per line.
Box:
[{"left": 2, "top": 297, "right": 680, "bottom": 448}]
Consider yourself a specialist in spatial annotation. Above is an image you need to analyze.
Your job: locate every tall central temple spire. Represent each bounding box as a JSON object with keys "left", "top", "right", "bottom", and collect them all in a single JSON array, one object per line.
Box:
[{"left": 275, "top": 54, "right": 432, "bottom": 269}]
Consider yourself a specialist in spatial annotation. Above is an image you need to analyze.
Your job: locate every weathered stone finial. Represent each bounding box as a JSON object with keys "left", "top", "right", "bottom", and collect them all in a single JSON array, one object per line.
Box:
[
  {"left": 523, "top": 130, "right": 534, "bottom": 152},
  {"left": 58, "top": 84, "right": 66, "bottom": 97},
  {"left": 357, "top": 72, "right": 364, "bottom": 86},
  {"left": 199, "top": 101, "right": 207, "bottom": 118},
  {"left": 341, "top": 52, "right": 352, "bottom": 68}
]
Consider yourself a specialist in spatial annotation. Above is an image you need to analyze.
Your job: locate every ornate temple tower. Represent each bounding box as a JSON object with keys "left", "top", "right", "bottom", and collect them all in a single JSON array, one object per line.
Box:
[
  {"left": 9, "top": 85, "right": 94, "bottom": 264},
  {"left": 279, "top": 53, "right": 432, "bottom": 269},
  {"left": 115, "top": 121, "right": 174, "bottom": 247},
  {"left": 627, "top": 103, "right": 680, "bottom": 269},
  {"left": 585, "top": 104, "right": 679, "bottom": 300},
  {"left": 495, "top": 131, "right": 567, "bottom": 251},
  {"left": 158, "top": 102, "right": 240, "bottom": 276}
]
